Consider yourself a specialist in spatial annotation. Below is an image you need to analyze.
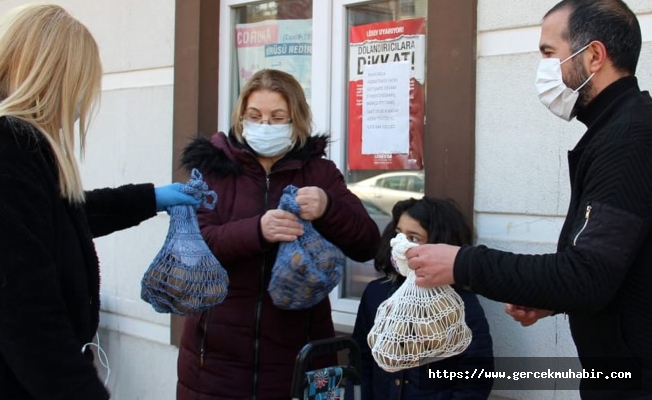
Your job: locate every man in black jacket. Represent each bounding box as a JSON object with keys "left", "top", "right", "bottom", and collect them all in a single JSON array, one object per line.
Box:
[{"left": 405, "top": 0, "right": 652, "bottom": 398}]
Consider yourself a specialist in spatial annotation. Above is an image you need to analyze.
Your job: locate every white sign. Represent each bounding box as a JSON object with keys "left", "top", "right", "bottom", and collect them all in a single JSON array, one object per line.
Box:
[{"left": 361, "top": 62, "right": 410, "bottom": 155}]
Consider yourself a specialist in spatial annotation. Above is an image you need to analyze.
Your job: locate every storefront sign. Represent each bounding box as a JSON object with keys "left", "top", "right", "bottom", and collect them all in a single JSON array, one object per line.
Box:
[{"left": 235, "top": 19, "right": 312, "bottom": 100}]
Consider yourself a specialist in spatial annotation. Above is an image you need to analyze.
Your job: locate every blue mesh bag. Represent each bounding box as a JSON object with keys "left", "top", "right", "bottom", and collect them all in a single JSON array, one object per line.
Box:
[
  {"left": 268, "top": 185, "right": 345, "bottom": 310},
  {"left": 141, "top": 168, "right": 228, "bottom": 316}
]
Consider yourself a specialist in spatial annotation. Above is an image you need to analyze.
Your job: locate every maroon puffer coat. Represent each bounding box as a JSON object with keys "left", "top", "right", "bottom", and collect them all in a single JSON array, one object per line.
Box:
[{"left": 176, "top": 132, "right": 380, "bottom": 400}]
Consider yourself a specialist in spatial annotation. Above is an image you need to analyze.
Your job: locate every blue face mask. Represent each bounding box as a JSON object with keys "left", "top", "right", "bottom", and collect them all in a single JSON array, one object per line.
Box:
[{"left": 242, "top": 120, "right": 294, "bottom": 157}]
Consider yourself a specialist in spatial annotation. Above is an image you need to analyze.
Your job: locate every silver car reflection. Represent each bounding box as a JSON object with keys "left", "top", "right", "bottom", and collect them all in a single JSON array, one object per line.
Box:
[{"left": 347, "top": 171, "right": 424, "bottom": 214}]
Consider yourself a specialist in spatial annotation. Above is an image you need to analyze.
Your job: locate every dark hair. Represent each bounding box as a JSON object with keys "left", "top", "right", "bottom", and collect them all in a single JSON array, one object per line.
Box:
[
  {"left": 374, "top": 196, "right": 472, "bottom": 278},
  {"left": 545, "top": 0, "right": 641, "bottom": 74}
]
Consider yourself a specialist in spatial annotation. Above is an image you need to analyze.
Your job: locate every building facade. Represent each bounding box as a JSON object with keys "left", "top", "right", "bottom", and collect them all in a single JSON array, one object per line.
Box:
[{"left": 1, "top": 0, "right": 650, "bottom": 399}]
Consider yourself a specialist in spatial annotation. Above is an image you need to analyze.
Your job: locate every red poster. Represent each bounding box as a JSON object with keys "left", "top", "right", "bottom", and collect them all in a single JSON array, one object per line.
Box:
[{"left": 348, "top": 18, "right": 426, "bottom": 170}]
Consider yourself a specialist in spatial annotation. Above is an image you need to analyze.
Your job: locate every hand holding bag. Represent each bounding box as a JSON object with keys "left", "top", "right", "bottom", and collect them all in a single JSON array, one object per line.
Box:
[
  {"left": 367, "top": 233, "right": 472, "bottom": 372},
  {"left": 141, "top": 169, "right": 229, "bottom": 316},
  {"left": 268, "top": 185, "right": 345, "bottom": 310}
]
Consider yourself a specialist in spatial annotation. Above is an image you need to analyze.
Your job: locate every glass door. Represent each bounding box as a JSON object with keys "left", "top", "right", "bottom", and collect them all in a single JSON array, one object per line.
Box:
[
  {"left": 218, "top": 0, "right": 428, "bottom": 331},
  {"left": 331, "top": 0, "right": 427, "bottom": 303}
]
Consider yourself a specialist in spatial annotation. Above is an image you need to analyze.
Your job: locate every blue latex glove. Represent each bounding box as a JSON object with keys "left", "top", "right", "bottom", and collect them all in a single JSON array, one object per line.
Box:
[{"left": 154, "top": 183, "right": 202, "bottom": 212}]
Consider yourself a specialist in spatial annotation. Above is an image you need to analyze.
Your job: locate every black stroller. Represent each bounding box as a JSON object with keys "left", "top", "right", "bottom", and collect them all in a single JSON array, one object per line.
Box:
[{"left": 291, "top": 336, "right": 362, "bottom": 400}]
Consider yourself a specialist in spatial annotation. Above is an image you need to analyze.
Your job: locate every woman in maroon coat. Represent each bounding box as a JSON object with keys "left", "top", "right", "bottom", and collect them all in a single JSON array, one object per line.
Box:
[{"left": 177, "top": 69, "right": 380, "bottom": 399}]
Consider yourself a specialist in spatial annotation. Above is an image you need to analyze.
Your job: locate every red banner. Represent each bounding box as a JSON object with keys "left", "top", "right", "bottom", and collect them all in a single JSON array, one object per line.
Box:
[{"left": 348, "top": 18, "right": 426, "bottom": 170}]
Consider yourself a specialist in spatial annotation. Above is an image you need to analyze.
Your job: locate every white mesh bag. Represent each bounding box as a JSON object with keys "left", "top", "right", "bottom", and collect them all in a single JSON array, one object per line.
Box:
[{"left": 367, "top": 234, "right": 473, "bottom": 372}]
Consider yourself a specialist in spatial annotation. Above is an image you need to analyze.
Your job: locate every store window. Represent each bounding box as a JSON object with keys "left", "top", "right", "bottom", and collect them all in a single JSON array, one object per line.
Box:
[
  {"left": 342, "top": 0, "right": 428, "bottom": 300},
  {"left": 173, "top": 0, "right": 476, "bottom": 338}
]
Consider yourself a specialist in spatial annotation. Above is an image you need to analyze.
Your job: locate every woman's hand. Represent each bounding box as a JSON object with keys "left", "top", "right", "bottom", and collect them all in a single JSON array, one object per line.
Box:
[
  {"left": 260, "top": 209, "right": 303, "bottom": 243},
  {"left": 154, "top": 183, "right": 201, "bottom": 212},
  {"left": 296, "top": 186, "right": 328, "bottom": 221}
]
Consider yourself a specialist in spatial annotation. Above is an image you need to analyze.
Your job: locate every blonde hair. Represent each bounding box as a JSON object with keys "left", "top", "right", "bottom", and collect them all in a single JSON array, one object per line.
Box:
[
  {"left": 232, "top": 69, "right": 312, "bottom": 149},
  {"left": 0, "top": 4, "right": 102, "bottom": 203}
]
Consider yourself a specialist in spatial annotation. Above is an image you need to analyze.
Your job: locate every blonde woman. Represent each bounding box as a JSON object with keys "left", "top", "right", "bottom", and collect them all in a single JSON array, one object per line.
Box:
[{"left": 0, "top": 4, "right": 199, "bottom": 399}]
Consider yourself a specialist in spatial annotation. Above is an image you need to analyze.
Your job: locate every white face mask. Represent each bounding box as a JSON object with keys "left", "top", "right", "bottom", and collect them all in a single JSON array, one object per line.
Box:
[
  {"left": 242, "top": 120, "right": 294, "bottom": 157},
  {"left": 535, "top": 43, "right": 595, "bottom": 121}
]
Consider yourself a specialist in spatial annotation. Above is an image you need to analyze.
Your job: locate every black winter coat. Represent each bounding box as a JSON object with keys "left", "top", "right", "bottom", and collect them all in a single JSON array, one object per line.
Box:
[
  {"left": 177, "top": 132, "right": 381, "bottom": 400},
  {"left": 0, "top": 117, "right": 158, "bottom": 399},
  {"left": 454, "top": 77, "right": 652, "bottom": 398}
]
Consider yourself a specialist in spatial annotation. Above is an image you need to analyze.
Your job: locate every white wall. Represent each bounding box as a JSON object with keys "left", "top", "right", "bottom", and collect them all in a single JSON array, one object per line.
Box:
[{"left": 82, "top": 0, "right": 179, "bottom": 397}]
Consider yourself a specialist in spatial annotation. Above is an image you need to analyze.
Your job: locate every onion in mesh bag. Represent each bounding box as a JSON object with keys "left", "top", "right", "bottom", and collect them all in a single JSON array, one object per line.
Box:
[
  {"left": 367, "top": 271, "right": 472, "bottom": 372},
  {"left": 267, "top": 185, "right": 345, "bottom": 310},
  {"left": 141, "top": 169, "right": 228, "bottom": 316}
]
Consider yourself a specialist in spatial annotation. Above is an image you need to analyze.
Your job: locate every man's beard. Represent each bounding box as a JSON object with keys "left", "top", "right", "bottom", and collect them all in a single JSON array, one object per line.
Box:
[{"left": 565, "top": 57, "right": 595, "bottom": 116}]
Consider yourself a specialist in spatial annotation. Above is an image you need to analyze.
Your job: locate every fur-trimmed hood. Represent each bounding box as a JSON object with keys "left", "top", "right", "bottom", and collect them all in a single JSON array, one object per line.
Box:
[{"left": 180, "top": 130, "right": 331, "bottom": 178}]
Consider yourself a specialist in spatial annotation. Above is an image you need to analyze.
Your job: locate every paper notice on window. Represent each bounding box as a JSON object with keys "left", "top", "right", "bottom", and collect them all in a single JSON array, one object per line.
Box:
[{"left": 361, "top": 62, "right": 410, "bottom": 155}]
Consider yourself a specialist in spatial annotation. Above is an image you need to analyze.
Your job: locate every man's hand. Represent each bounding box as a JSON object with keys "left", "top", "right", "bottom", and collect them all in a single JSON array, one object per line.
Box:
[
  {"left": 505, "top": 304, "right": 553, "bottom": 327},
  {"left": 406, "top": 243, "right": 459, "bottom": 287}
]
